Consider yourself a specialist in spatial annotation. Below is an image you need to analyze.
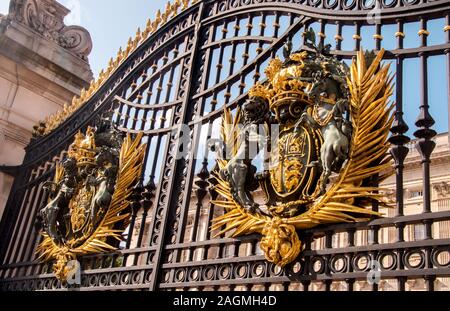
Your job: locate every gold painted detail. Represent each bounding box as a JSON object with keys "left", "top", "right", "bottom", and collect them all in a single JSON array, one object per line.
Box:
[
  {"left": 33, "top": 0, "right": 199, "bottom": 138},
  {"left": 444, "top": 25, "right": 450, "bottom": 32},
  {"left": 261, "top": 51, "right": 310, "bottom": 116},
  {"left": 418, "top": 29, "right": 430, "bottom": 36},
  {"left": 260, "top": 218, "right": 301, "bottom": 267},
  {"left": 270, "top": 129, "right": 307, "bottom": 196},
  {"left": 312, "top": 104, "right": 334, "bottom": 127},
  {"left": 69, "top": 186, "right": 92, "bottom": 233},
  {"left": 373, "top": 34, "right": 383, "bottom": 40},
  {"left": 395, "top": 31, "right": 405, "bottom": 38}
]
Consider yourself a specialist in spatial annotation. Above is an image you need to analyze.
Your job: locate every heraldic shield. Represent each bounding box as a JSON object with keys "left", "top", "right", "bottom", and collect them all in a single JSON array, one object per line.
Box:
[
  {"left": 211, "top": 29, "right": 395, "bottom": 268},
  {"left": 35, "top": 115, "right": 146, "bottom": 281},
  {"left": 268, "top": 125, "right": 321, "bottom": 203}
]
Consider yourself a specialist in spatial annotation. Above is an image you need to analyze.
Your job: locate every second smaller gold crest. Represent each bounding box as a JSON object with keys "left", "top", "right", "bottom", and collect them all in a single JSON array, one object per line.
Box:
[{"left": 36, "top": 116, "right": 146, "bottom": 281}]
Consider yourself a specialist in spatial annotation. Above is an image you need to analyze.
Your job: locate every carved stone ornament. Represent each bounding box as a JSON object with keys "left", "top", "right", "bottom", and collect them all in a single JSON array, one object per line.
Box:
[
  {"left": 8, "top": 0, "right": 92, "bottom": 60},
  {"left": 211, "top": 29, "right": 395, "bottom": 267},
  {"left": 433, "top": 182, "right": 450, "bottom": 198},
  {"left": 36, "top": 117, "right": 146, "bottom": 281}
]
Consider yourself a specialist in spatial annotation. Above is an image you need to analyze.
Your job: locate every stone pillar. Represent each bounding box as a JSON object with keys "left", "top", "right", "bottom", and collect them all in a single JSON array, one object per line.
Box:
[{"left": 0, "top": 0, "right": 93, "bottom": 219}]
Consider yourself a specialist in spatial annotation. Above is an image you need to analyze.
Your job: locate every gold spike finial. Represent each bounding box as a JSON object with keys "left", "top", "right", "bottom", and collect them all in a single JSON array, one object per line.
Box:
[
  {"left": 106, "top": 58, "right": 114, "bottom": 74},
  {"left": 133, "top": 29, "right": 141, "bottom": 49},
  {"left": 161, "top": 5, "right": 169, "bottom": 24},
  {"left": 152, "top": 11, "right": 162, "bottom": 33},
  {"left": 172, "top": 0, "right": 181, "bottom": 16},
  {"left": 142, "top": 19, "right": 152, "bottom": 39},
  {"left": 166, "top": 1, "right": 172, "bottom": 9},
  {"left": 79, "top": 89, "right": 86, "bottom": 102},
  {"left": 126, "top": 36, "right": 134, "bottom": 54},
  {"left": 136, "top": 27, "right": 142, "bottom": 40},
  {"left": 86, "top": 83, "right": 94, "bottom": 97}
]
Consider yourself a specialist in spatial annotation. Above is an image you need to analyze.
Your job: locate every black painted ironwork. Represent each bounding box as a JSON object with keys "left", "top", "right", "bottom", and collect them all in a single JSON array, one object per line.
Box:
[{"left": 0, "top": 0, "right": 450, "bottom": 291}]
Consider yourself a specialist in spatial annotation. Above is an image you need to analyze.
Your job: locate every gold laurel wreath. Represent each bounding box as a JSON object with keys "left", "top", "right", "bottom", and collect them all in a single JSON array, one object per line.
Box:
[
  {"left": 211, "top": 49, "right": 394, "bottom": 267},
  {"left": 36, "top": 133, "right": 146, "bottom": 280}
]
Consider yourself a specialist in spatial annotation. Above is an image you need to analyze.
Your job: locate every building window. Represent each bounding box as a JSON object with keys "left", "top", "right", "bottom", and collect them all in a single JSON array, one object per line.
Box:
[
  {"left": 332, "top": 234, "right": 340, "bottom": 248},
  {"left": 414, "top": 224, "right": 425, "bottom": 240},
  {"left": 187, "top": 216, "right": 194, "bottom": 226},
  {"left": 409, "top": 190, "right": 423, "bottom": 199}
]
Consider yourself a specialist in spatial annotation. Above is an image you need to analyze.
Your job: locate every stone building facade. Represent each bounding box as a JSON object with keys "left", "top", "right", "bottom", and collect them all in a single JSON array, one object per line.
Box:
[{"left": 0, "top": 0, "right": 93, "bottom": 219}]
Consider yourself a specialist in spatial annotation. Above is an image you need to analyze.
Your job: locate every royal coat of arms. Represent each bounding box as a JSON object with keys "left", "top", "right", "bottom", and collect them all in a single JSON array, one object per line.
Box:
[
  {"left": 211, "top": 32, "right": 394, "bottom": 267},
  {"left": 36, "top": 116, "right": 146, "bottom": 280}
]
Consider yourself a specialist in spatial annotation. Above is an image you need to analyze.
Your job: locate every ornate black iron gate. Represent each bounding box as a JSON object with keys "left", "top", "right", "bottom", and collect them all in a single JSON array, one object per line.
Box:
[{"left": 1, "top": 0, "right": 450, "bottom": 291}]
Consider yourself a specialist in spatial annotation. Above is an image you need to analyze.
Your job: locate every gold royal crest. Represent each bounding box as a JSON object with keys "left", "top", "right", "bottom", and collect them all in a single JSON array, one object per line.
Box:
[
  {"left": 36, "top": 117, "right": 146, "bottom": 281},
  {"left": 211, "top": 32, "right": 394, "bottom": 268}
]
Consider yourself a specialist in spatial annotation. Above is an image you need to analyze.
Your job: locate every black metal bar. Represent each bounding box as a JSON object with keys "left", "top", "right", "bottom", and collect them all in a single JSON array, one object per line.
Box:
[{"left": 147, "top": 3, "right": 206, "bottom": 291}]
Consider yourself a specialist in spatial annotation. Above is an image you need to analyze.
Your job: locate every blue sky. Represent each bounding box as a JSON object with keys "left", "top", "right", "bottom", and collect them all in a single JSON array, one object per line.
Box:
[{"left": 0, "top": 0, "right": 448, "bottom": 135}]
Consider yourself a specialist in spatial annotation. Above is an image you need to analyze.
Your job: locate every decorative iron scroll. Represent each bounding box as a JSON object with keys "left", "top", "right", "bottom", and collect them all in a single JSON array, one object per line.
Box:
[
  {"left": 211, "top": 32, "right": 394, "bottom": 267},
  {"left": 36, "top": 117, "right": 146, "bottom": 281}
]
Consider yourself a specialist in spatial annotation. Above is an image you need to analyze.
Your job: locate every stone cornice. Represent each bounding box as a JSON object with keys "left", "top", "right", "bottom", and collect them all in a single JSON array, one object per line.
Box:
[
  {"left": 0, "top": 20, "right": 92, "bottom": 88},
  {"left": 404, "top": 149, "right": 450, "bottom": 169},
  {"left": 0, "top": 52, "right": 83, "bottom": 106},
  {"left": 5, "top": 0, "right": 92, "bottom": 61},
  {"left": 0, "top": 119, "right": 31, "bottom": 146}
]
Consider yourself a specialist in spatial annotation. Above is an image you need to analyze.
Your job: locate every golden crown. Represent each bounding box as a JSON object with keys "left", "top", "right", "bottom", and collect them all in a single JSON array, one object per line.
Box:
[
  {"left": 68, "top": 127, "right": 97, "bottom": 166},
  {"left": 248, "top": 52, "right": 313, "bottom": 118},
  {"left": 248, "top": 83, "right": 273, "bottom": 101}
]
